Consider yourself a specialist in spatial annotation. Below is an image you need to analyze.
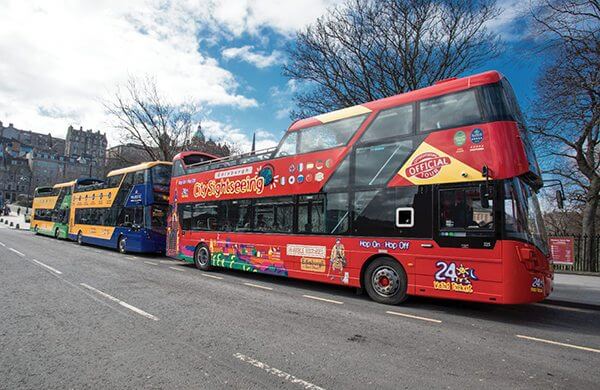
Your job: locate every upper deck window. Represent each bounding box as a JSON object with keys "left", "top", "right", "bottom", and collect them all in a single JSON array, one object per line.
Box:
[
  {"left": 359, "top": 104, "right": 413, "bottom": 142},
  {"left": 419, "top": 90, "right": 481, "bottom": 133},
  {"left": 275, "top": 132, "right": 297, "bottom": 158},
  {"left": 299, "top": 114, "right": 366, "bottom": 154},
  {"left": 151, "top": 165, "right": 171, "bottom": 186},
  {"left": 275, "top": 114, "right": 367, "bottom": 158}
]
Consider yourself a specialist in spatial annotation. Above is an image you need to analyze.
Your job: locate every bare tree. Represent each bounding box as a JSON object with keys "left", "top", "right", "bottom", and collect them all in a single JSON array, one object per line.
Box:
[
  {"left": 529, "top": 0, "right": 599, "bottom": 268},
  {"left": 283, "top": 0, "right": 502, "bottom": 117},
  {"left": 105, "top": 76, "right": 199, "bottom": 161}
]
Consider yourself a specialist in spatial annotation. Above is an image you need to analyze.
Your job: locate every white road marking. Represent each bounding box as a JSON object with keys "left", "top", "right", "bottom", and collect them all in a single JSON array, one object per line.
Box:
[
  {"left": 233, "top": 353, "right": 325, "bottom": 390},
  {"left": 243, "top": 282, "right": 273, "bottom": 291},
  {"left": 144, "top": 261, "right": 158, "bottom": 266},
  {"left": 31, "top": 259, "right": 62, "bottom": 274},
  {"left": 80, "top": 283, "right": 158, "bottom": 321},
  {"left": 127, "top": 256, "right": 138, "bottom": 260},
  {"left": 201, "top": 273, "right": 223, "bottom": 280},
  {"left": 534, "top": 303, "right": 594, "bottom": 313},
  {"left": 516, "top": 335, "right": 600, "bottom": 354},
  {"left": 169, "top": 266, "right": 185, "bottom": 272},
  {"left": 159, "top": 260, "right": 184, "bottom": 264},
  {"left": 0, "top": 241, "right": 6, "bottom": 247},
  {"left": 303, "top": 294, "right": 343, "bottom": 305},
  {"left": 386, "top": 310, "right": 442, "bottom": 323},
  {"left": 9, "top": 248, "right": 25, "bottom": 257}
]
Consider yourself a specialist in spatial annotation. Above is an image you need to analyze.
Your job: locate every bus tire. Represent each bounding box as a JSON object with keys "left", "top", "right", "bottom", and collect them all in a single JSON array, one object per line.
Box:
[
  {"left": 118, "top": 236, "right": 127, "bottom": 254},
  {"left": 194, "top": 244, "right": 212, "bottom": 271},
  {"left": 34, "top": 225, "right": 39, "bottom": 234},
  {"left": 77, "top": 231, "right": 84, "bottom": 245},
  {"left": 363, "top": 257, "right": 408, "bottom": 305}
]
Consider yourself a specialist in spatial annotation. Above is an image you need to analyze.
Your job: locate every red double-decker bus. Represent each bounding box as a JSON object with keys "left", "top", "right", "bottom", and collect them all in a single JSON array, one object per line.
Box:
[{"left": 167, "top": 71, "right": 552, "bottom": 305}]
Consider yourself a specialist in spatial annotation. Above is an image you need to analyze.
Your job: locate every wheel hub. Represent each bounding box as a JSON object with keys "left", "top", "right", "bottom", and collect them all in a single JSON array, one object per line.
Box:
[
  {"left": 198, "top": 248, "right": 209, "bottom": 266},
  {"left": 372, "top": 266, "right": 400, "bottom": 297}
]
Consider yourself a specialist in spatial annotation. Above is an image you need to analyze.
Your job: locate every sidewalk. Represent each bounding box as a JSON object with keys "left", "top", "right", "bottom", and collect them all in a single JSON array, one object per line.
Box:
[
  {"left": 0, "top": 204, "right": 30, "bottom": 231},
  {"left": 546, "top": 273, "right": 600, "bottom": 309}
]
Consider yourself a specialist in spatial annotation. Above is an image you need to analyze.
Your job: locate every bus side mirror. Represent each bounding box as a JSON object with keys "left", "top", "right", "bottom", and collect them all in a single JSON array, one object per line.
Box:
[
  {"left": 556, "top": 190, "right": 564, "bottom": 209},
  {"left": 480, "top": 183, "right": 490, "bottom": 209}
]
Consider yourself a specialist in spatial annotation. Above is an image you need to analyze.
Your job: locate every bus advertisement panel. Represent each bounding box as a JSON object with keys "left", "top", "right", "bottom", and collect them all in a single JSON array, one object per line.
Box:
[
  {"left": 68, "top": 161, "right": 171, "bottom": 253},
  {"left": 167, "top": 71, "right": 552, "bottom": 305}
]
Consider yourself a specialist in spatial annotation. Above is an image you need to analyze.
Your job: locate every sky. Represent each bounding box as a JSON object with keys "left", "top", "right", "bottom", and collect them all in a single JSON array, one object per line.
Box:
[{"left": 0, "top": 0, "right": 544, "bottom": 152}]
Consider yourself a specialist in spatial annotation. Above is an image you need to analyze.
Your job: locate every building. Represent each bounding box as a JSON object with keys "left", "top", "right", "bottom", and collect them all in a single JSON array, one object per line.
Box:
[
  {"left": 27, "top": 151, "right": 103, "bottom": 190},
  {"left": 0, "top": 150, "right": 31, "bottom": 204},
  {"left": 0, "top": 121, "right": 108, "bottom": 204},
  {"left": 0, "top": 121, "right": 65, "bottom": 154},
  {"left": 65, "top": 125, "right": 107, "bottom": 166},
  {"left": 105, "top": 143, "right": 149, "bottom": 173}
]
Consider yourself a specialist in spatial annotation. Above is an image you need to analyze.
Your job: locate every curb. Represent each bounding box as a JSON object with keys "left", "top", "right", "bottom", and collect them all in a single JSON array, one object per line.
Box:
[
  {"left": 554, "top": 270, "right": 600, "bottom": 277},
  {"left": 543, "top": 299, "right": 600, "bottom": 312}
]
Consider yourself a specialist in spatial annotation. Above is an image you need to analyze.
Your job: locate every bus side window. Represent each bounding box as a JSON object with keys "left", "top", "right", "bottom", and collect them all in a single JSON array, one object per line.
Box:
[
  {"left": 298, "top": 194, "right": 325, "bottom": 233},
  {"left": 439, "top": 187, "right": 494, "bottom": 232}
]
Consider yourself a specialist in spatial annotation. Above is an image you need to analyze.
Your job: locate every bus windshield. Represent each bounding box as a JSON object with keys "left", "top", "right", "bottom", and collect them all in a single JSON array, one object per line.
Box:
[
  {"left": 151, "top": 165, "right": 171, "bottom": 186},
  {"left": 503, "top": 178, "right": 548, "bottom": 254}
]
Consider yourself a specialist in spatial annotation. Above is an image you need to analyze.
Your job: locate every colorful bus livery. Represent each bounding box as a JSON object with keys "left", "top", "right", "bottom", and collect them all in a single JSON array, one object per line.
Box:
[
  {"left": 30, "top": 180, "right": 94, "bottom": 239},
  {"left": 69, "top": 161, "right": 172, "bottom": 253},
  {"left": 169, "top": 70, "right": 552, "bottom": 306}
]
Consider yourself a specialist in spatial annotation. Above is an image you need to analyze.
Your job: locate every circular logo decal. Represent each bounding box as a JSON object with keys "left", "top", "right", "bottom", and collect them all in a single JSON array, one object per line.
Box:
[
  {"left": 470, "top": 128, "right": 483, "bottom": 144},
  {"left": 325, "top": 159, "right": 333, "bottom": 168},
  {"left": 259, "top": 165, "right": 274, "bottom": 186},
  {"left": 316, "top": 160, "right": 324, "bottom": 170},
  {"left": 297, "top": 175, "right": 304, "bottom": 183},
  {"left": 306, "top": 173, "right": 313, "bottom": 182},
  {"left": 454, "top": 131, "right": 466, "bottom": 146},
  {"left": 289, "top": 164, "right": 296, "bottom": 173},
  {"left": 315, "top": 172, "right": 325, "bottom": 182},
  {"left": 405, "top": 152, "right": 451, "bottom": 179},
  {"left": 288, "top": 176, "right": 296, "bottom": 185}
]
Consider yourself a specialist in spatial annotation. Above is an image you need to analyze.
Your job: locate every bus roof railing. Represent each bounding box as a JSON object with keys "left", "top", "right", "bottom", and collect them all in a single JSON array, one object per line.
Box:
[{"left": 183, "top": 147, "right": 276, "bottom": 173}]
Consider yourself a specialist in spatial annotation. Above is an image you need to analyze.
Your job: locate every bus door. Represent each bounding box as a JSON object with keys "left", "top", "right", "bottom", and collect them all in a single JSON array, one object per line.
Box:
[
  {"left": 424, "top": 183, "right": 502, "bottom": 297},
  {"left": 119, "top": 206, "right": 145, "bottom": 251}
]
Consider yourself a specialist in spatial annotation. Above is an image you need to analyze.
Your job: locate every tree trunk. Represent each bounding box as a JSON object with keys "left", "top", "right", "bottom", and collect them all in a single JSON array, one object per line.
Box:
[{"left": 581, "top": 180, "right": 600, "bottom": 272}]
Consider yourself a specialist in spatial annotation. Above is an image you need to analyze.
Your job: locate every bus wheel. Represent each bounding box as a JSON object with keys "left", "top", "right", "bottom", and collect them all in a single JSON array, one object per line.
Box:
[
  {"left": 194, "top": 244, "right": 212, "bottom": 271},
  {"left": 54, "top": 228, "right": 60, "bottom": 239},
  {"left": 34, "top": 225, "right": 39, "bottom": 234},
  {"left": 77, "top": 231, "right": 84, "bottom": 245},
  {"left": 118, "top": 236, "right": 127, "bottom": 254},
  {"left": 363, "top": 257, "right": 407, "bottom": 305}
]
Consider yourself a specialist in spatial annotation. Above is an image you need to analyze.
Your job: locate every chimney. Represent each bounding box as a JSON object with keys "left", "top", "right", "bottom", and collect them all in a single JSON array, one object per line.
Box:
[{"left": 8, "top": 123, "right": 13, "bottom": 128}]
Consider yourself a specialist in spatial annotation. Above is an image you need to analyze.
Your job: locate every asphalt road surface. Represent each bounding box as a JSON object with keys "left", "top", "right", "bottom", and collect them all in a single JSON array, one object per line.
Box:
[{"left": 1, "top": 226, "right": 599, "bottom": 389}]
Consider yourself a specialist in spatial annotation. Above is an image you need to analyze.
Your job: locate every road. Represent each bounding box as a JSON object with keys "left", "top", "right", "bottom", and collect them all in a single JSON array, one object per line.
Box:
[{"left": 0, "top": 226, "right": 599, "bottom": 389}]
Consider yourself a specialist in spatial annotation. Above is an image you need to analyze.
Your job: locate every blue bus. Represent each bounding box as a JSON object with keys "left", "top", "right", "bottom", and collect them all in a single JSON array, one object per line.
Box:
[{"left": 68, "top": 161, "right": 172, "bottom": 253}]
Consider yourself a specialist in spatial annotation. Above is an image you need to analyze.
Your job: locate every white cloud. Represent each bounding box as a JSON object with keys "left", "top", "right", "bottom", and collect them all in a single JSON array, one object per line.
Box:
[
  {"left": 209, "top": 0, "right": 341, "bottom": 37},
  {"left": 222, "top": 45, "right": 285, "bottom": 68},
  {"left": 201, "top": 119, "right": 279, "bottom": 153},
  {"left": 0, "top": 0, "right": 340, "bottom": 142},
  {"left": 485, "top": 0, "right": 529, "bottom": 40}
]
